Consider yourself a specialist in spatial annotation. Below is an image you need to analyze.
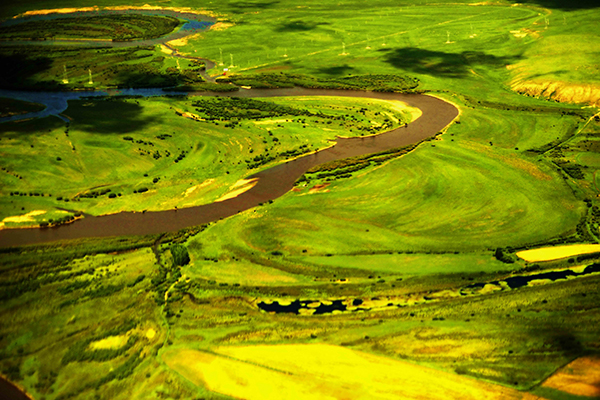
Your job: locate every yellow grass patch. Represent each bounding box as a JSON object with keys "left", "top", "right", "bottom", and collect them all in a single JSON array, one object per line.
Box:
[
  {"left": 88, "top": 335, "right": 128, "bottom": 350},
  {"left": 180, "top": 111, "right": 203, "bottom": 121},
  {"left": 510, "top": 30, "right": 528, "bottom": 38},
  {"left": 18, "top": 5, "right": 218, "bottom": 18},
  {"left": 209, "top": 22, "right": 234, "bottom": 31},
  {"left": 167, "top": 33, "right": 203, "bottom": 48},
  {"left": 386, "top": 100, "right": 422, "bottom": 122},
  {"left": 0, "top": 210, "right": 46, "bottom": 228},
  {"left": 517, "top": 244, "right": 600, "bottom": 262},
  {"left": 17, "top": 7, "right": 100, "bottom": 16},
  {"left": 308, "top": 183, "right": 330, "bottom": 194},
  {"left": 160, "top": 44, "right": 174, "bottom": 55},
  {"left": 252, "top": 118, "right": 289, "bottom": 125},
  {"left": 163, "top": 344, "right": 540, "bottom": 400},
  {"left": 215, "top": 179, "right": 258, "bottom": 202},
  {"left": 512, "top": 80, "right": 600, "bottom": 106},
  {"left": 146, "top": 328, "right": 156, "bottom": 340},
  {"left": 183, "top": 179, "right": 214, "bottom": 198},
  {"left": 543, "top": 356, "right": 600, "bottom": 398}
]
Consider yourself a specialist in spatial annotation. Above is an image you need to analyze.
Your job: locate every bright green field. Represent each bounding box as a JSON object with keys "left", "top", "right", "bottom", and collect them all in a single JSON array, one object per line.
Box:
[
  {"left": 192, "top": 113, "right": 584, "bottom": 255},
  {"left": 2, "top": 1, "right": 600, "bottom": 400},
  {"left": 0, "top": 95, "right": 413, "bottom": 227}
]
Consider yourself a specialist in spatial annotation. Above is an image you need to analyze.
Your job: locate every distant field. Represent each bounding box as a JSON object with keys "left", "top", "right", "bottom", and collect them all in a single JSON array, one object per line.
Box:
[
  {"left": 0, "top": 14, "right": 181, "bottom": 41},
  {"left": 0, "top": 45, "right": 206, "bottom": 90}
]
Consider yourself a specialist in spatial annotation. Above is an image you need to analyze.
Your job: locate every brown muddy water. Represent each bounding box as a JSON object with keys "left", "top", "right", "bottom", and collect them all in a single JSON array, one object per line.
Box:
[
  {"left": 0, "top": 376, "right": 32, "bottom": 400},
  {"left": 0, "top": 88, "right": 458, "bottom": 248}
]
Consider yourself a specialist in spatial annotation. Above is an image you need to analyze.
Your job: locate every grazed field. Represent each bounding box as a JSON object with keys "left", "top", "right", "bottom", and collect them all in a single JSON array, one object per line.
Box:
[{"left": 163, "top": 344, "right": 540, "bottom": 400}]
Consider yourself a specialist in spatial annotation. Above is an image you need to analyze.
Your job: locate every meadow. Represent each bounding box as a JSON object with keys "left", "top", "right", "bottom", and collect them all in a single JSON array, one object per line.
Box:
[
  {"left": 1, "top": 1, "right": 600, "bottom": 399},
  {"left": 0, "top": 94, "right": 413, "bottom": 228}
]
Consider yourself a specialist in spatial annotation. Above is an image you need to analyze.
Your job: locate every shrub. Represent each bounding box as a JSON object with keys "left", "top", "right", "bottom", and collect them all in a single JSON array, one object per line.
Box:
[{"left": 171, "top": 244, "right": 190, "bottom": 267}]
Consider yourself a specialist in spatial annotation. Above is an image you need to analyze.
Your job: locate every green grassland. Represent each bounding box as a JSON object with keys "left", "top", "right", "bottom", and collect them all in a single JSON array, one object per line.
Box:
[
  {"left": 2, "top": 228, "right": 599, "bottom": 399},
  {"left": 2, "top": 0, "right": 600, "bottom": 399},
  {"left": 193, "top": 101, "right": 589, "bottom": 255},
  {"left": 0, "top": 95, "right": 412, "bottom": 227}
]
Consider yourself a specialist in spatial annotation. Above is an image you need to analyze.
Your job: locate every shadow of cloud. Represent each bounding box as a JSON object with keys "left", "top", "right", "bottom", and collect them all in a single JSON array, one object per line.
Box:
[
  {"left": 507, "top": 0, "right": 599, "bottom": 10},
  {"left": 65, "top": 100, "right": 160, "bottom": 134},
  {"left": 378, "top": 47, "right": 521, "bottom": 78},
  {"left": 229, "top": 1, "right": 280, "bottom": 14},
  {"left": 317, "top": 65, "right": 356, "bottom": 76},
  {"left": 275, "top": 20, "right": 331, "bottom": 32},
  {"left": 0, "top": 53, "right": 66, "bottom": 91},
  {"left": 114, "top": 70, "right": 178, "bottom": 89}
]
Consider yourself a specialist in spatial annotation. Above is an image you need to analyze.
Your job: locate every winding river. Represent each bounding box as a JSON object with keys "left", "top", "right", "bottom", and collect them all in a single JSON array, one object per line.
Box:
[
  {"left": 0, "top": 88, "right": 458, "bottom": 248},
  {"left": 0, "top": 8, "right": 459, "bottom": 399},
  {"left": 0, "top": 9, "right": 457, "bottom": 250}
]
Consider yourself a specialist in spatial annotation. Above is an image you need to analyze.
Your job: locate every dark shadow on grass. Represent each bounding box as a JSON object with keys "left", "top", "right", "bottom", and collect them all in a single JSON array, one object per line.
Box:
[
  {"left": 66, "top": 100, "right": 160, "bottom": 134},
  {"left": 0, "top": 115, "right": 65, "bottom": 136},
  {"left": 317, "top": 65, "right": 356, "bottom": 76},
  {"left": 378, "top": 47, "right": 522, "bottom": 78},
  {"left": 229, "top": 1, "right": 280, "bottom": 14},
  {"left": 0, "top": 53, "right": 66, "bottom": 90},
  {"left": 113, "top": 67, "right": 179, "bottom": 89},
  {"left": 275, "top": 20, "right": 331, "bottom": 32},
  {"left": 507, "top": 0, "right": 599, "bottom": 10}
]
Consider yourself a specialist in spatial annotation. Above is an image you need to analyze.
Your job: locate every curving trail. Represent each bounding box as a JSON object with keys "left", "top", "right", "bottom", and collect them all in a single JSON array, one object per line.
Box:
[{"left": 0, "top": 88, "right": 458, "bottom": 248}]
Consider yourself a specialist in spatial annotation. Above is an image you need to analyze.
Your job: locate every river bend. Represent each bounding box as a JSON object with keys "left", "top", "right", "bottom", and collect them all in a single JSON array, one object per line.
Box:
[{"left": 0, "top": 88, "right": 458, "bottom": 248}]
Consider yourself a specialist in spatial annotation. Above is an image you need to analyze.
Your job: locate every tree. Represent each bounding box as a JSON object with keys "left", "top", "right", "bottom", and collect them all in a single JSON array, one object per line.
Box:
[{"left": 171, "top": 244, "right": 190, "bottom": 267}]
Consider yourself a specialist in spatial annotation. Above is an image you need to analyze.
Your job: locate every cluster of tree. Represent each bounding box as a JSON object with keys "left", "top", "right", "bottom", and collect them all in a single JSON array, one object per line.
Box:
[
  {"left": 34, "top": 370, "right": 58, "bottom": 394},
  {"left": 245, "top": 144, "right": 311, "bottom": 169},
  {"left": 218, "top": 72, "right": 420, "bottom": 93},
  {"left": 39, "top": 212, "right": 82, "bottom": 228},
  {"left": 191, "top": 97, "right": 314, "bottom": 121},
  {"left": 2, "top": 167, "right": 23, "bottom": 180},
  {"left": 78, "top": 188, "right": 112, "bottom": 199},
  {"left": 494, "top": 247, "right": 516, "bottom": 264},
  {"left": 10, "top": 191, "right": 49, "bottom": 196},
  {"left": 298, "top": 144, "right": 418, "bottom": 184},
  {"left": 0, "top": 14, "right": 180, "bottom": 41},
  {"left": 170, "top": 82, "right": 239, "bottom": 92},
  {"left": 123, "top": 136, "right": 155, "bottom": 147},
  {"left": 554, "top": 159, "right": 585, "bottom": 180},
  {"left": 86, "top": 283, "right": 125, "bottom": 299},
  {"left": 127, "top": 274, "right": 146, "bottom": 288},
  {"left": 173, "top": 149, "right": 188, "bottom": 163},
  {"left": 171, "top": 244, "right": 190, "bottom": 267}
]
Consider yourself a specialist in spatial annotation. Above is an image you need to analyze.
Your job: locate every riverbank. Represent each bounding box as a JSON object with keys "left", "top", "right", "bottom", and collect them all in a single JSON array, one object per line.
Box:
[{"left": 0, "top": 88, "right": 457, "bottom": 248}]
